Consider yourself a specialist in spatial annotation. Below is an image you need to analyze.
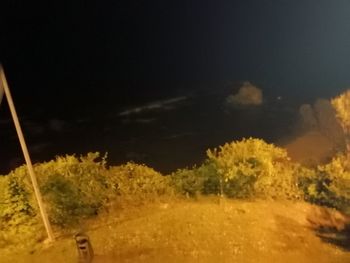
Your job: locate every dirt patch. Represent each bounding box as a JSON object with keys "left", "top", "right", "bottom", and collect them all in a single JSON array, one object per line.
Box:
[{"left": 2, "top": 199, "right": 350, "bottom": 263}]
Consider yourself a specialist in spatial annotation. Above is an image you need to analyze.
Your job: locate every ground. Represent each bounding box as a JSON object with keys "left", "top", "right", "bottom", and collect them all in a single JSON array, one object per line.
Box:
[{"left": 1, "top": 198, "right": 350, "bottom": 263}]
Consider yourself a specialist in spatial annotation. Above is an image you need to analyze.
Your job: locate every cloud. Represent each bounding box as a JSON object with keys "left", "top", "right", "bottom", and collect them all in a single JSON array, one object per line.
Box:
[
  {"left": 29, "top": 142, "right": 51, "bottom": 153},
  {"left": 118, "top": 96, "right": 188, "bottom": 116},
  {"left": 121, "top": 118, "right": 157, "bottom": 125},
  {"left": 286, "top": 97, "right": 346, "bottom": 166},
  {"left": 299, "top": 104, "right": 318, "bottom": 130},
  {"left": 24, "top": 121, "right": 45, "bottom": 135},
  {"left": 226, "top": 82, "right": 263, "bottom": 106},
  {"left": 49, "top": 119, "right": 66, "bottom": 132},
  {"left": 313, "top": 99, "right": 345, "bottom": 148},
  {"left": 298, "top": 98, "right": 345, "bottom": 150}
]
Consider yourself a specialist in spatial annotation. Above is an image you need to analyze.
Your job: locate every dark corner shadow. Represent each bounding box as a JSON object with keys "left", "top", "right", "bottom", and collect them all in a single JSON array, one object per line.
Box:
[{"left": 315, "top": 225, "right": 350, "bottom": 251}]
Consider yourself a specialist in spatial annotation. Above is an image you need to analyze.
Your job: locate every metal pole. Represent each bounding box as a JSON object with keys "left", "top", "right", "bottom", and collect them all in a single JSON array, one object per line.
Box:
[
  {"left": 0, "top": 77, "right": 3, "bottom": 105},
  {"left": 0, "top": 65, "right": 54, "bottom": 242}
]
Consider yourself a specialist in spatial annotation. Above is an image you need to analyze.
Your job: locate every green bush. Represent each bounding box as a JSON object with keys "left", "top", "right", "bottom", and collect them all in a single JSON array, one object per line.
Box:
[
  {"left": 170, "top": 161, "right": 220, "bottom": 197},
  {"left": 301, "top": 154, "right": 350, "bottom": 212},
  {"left": 36, "top": 153, "right": 110, "bottom": 226},
  {"left": 108, "top": 162, "right": 174, "bottom": 204},
  {"left": 41, "top": 175, "right": 99, "bottom": 226},
  {"left": 0, "top": 153, "right": 111, "bottom": 231},
  {"left": 0, "top": 153, "right": 176, "bottom": 248},
  {"left": 207, "top": 138, "right": 302, "bottom": 199},
  {"left": 0, "top": 168, "right": 44, "bottom": 248}
]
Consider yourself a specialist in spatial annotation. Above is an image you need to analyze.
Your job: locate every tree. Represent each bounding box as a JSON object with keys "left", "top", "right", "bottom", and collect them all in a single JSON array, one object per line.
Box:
[{"left": 331, "top": 90, "right": 350, "bottom": 155}]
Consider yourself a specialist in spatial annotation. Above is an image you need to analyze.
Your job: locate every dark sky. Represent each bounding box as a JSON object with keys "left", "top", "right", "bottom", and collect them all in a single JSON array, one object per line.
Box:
[
  {"left": 1, "top": 0, "right": 350, "bottom": 173},
  {"left": 1, "top": 0, "right": 350, "bottom": 111}
]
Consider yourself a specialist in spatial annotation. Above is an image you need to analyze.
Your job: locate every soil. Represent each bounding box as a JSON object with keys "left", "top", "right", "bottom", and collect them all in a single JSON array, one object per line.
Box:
[{"left": 2, "top": 198, "right": 350, "bottom": 263}]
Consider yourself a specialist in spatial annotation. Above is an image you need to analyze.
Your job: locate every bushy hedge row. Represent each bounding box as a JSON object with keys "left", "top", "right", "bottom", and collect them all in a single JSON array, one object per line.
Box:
[
  {"left": 1, "top": 137, "right": 350, "bottom": 248},
  {"left": 172, "top": 138, "right": 303, "bottom": 200},
  {"left": 0, "top": 153, "right": 174, "bottom": 247},
  {"left": 171, "top": 138, "right": 350, "bottom": 213},
  {"left": 173, "top": 139, "right": 350, "bottom": 214}
]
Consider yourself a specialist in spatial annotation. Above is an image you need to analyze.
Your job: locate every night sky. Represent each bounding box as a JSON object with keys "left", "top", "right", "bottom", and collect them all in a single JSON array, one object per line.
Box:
[{"left": 1, "top": 1, "right": 350, "bottom": 173}]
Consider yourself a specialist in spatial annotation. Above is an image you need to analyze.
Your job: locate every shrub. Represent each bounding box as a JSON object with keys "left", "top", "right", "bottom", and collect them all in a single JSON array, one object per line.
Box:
[
  {"left": 108, "top": 162, "right": 174, "bottom": 204},
  {"left": 0, "top": 153, "right": 179, "bottom": 249},
  {"left": 207, "top": 138, "right": 302, "bottom": 199},
  {"left": 302, "top": 154, "right": 350, "bottom": 212},
  {"left": 35, "top": 153, "right": 110, "bottom": 226},
  {"left": 0, "top": 168, "right": 44, "bottom": 248},
  {"left": 41, "top": 175, "right": 99, "bottom": 226},
  {"left": 0, "top": 153, "right": 111, "bottom": 230},
  {"left": 170, "top": 161, "right": 220, "bottom": 197}
]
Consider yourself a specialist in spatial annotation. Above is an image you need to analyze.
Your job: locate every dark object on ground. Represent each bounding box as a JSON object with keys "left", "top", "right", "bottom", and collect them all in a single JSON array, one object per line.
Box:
[{"left": 75, "top": 233, "right": 94, "bottom": 263}]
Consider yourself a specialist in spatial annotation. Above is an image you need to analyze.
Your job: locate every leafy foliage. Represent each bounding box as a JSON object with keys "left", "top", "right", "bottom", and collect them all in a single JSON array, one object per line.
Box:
[
  {"left": 0, "top": 169, "right": 44, "bottom": 248},
  {"left": 36, "top": 153, "right": 109, "bottom": 226},
  {"left": 301, "top": 154, "right": 350, "bottom": 212},
  {"left": 3, "top": 136, "right": 350, "bottom": 250},
  {"left": 331, "top": 90, "right": 350, "bottom": 158},
  {"left": 0, "top": 153, "right": 174, "bottom": 249},
  {"left": 207, "top": 138, "right": 302, "bottom": 199},
  {"left": 331, "top": 90, "right": 350, "bottom": 134},
  {"left": 295, "top": 89, "right": 350, "bottom": 212},
  {"left": 108, "top": 162, "right": 174, "bottom": 204},
  {"left": 171, "top": 161, "right": 220, "bottom": 197}
]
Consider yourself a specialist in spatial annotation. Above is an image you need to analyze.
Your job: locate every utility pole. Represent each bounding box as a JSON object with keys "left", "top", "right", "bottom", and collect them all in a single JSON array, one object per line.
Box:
[
  {"left": 0, "top": 76, "right": 3, "bottom": 105},
  {"left": 0, "top": 64, "right": 54, "bottom": 242}
]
